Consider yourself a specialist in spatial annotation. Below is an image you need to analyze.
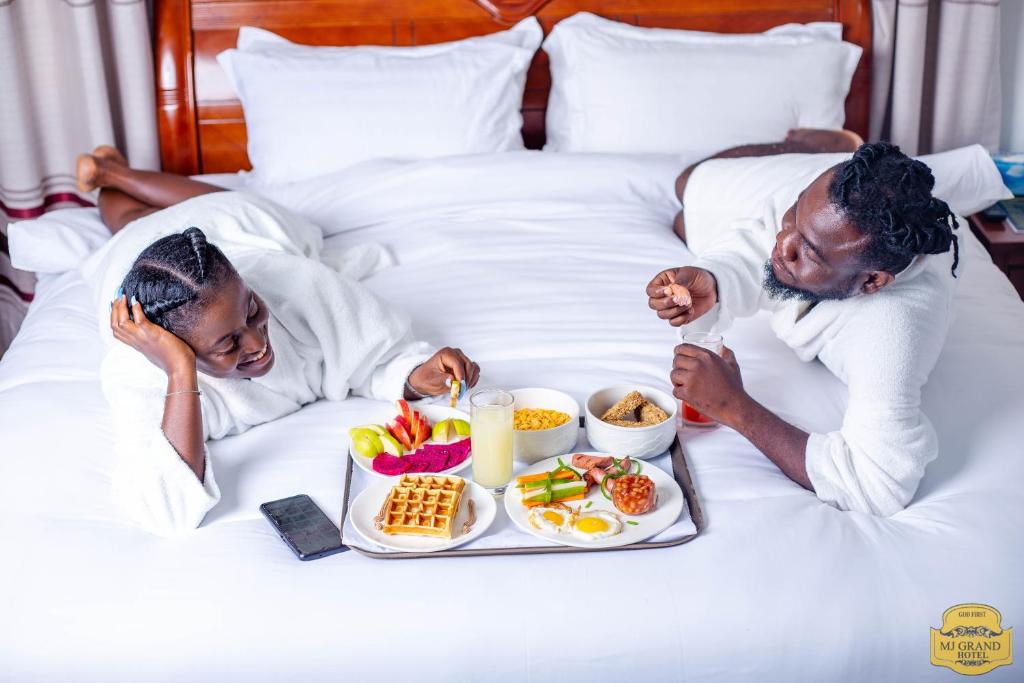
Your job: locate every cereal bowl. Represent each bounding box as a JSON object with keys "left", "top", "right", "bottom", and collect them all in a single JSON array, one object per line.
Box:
[
  {"left": 584, "top": 385, "right": 677, "bottom": 460},
  {"left": 510, "top": 388, "right": 580, "bottom": 464}
]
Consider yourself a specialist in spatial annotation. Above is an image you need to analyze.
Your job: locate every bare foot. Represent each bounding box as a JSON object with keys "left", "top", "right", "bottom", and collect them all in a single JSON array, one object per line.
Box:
[
  {"left": 76, "top": 154, "right": 102, "bottom": 193},
  {"left": 784, "top": 129, "right": 864, "bottom": 154},
  {"left": 92, "top": 145, "right": 127, "bottom": 167}
]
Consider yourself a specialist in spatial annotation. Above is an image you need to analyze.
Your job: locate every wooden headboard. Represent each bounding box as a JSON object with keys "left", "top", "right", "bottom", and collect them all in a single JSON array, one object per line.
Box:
[{"left": 155, "top": 0, "right": 872, "bottom": 175}]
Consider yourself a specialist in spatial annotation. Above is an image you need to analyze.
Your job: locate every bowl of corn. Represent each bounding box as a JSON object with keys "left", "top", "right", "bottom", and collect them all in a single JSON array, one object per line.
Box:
[{"left": 509, "top": 388, "right": 580, "bottom": 464}]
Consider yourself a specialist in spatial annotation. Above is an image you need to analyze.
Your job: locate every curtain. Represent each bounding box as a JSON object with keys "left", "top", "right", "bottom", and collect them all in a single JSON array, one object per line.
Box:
[
  {"left": 0, "top": 0, "right": 158, "bottom": 357},
  {"left": 871, "top": 0, "right": 1003, "bottom": 155}
]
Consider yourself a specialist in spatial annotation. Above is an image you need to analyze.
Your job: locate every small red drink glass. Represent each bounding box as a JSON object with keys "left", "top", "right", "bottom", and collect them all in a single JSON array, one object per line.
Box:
[{"left": 680, "top": 332, "right": 724, "bottom": 427}]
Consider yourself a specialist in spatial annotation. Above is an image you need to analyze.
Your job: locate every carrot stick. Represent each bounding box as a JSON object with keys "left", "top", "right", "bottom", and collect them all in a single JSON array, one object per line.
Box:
[{"left": 516, "top": 470, "right": 578, "bottom": 486}]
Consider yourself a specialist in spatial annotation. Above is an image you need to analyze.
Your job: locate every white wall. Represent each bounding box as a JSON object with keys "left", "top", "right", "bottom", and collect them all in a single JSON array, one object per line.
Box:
[{"left": 1001, "top": 0, "right": 1024, "bottom": 151}]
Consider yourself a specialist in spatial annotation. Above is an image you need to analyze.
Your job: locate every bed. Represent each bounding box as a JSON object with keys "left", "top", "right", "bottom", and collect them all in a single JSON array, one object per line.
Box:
[{"left": 2, "top": 1, "right": 1023, "bottom": 682}]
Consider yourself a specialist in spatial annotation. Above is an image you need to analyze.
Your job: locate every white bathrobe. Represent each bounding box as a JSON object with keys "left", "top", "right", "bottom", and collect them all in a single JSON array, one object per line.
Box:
[
  {"left": 684, "top": 201, "right": 958, "bottom": 516},
  {"left": 81, "top": 192, "right": 432, "bottom": 536}
]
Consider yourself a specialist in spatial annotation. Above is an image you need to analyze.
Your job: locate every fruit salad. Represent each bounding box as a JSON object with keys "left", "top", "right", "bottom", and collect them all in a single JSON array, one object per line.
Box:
[{"left": 348, "top": 400, "right": 472, "bottom": 475}]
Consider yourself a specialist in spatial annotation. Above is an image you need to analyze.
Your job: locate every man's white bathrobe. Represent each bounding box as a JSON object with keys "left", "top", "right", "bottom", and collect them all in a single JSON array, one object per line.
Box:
[
  {"left": 684, "top": 201, "right": 958, "bottom": 517},
  {"left": 82, "top": 192, "right": 432, "bottom": 536}
]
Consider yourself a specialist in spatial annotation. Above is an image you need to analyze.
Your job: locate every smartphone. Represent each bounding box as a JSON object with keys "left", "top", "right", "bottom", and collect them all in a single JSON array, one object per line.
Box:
[{"left": 259, "top": 494, "right": 348, "bottom": 561}]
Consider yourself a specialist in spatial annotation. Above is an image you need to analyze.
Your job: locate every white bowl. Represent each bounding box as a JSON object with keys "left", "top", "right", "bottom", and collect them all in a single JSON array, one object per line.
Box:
[
  {"left": 510, "top": 388, "right": 580, "bottom": 464},
  {"left": 584, "top": 385, "right": 677, "bottom": 460}
]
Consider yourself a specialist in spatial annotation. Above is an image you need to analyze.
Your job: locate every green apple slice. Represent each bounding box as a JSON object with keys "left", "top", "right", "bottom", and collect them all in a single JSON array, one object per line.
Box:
[
  {"left": 349, "top": 427, "right": 374, "bottom": 441},
  {"left": 352, "top": 433, "right": 383, "bottom": 459},
  {"left": 452, "top": 419, "right": 471, "bottom": 437},
  {"left": 431, "top": 418, "right": 455, "bottom": 444},
  {"left": 379, "top": 432, "right": 405, "bottom": 457}
]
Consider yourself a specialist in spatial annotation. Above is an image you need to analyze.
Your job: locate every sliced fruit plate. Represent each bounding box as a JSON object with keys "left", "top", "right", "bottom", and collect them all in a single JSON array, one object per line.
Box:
[{"left": 348, "top": 400, "right": 473, "bottom": 479}]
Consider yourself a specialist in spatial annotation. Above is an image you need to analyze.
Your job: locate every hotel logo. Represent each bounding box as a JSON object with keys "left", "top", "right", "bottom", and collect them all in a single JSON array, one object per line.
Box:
[{"left": 931, "top": 603, "right": 1013, "bottom": 675}]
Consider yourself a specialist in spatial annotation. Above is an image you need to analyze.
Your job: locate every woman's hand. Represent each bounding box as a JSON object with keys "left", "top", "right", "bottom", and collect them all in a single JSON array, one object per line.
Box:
[
  {"left": 407, "top": 347, "right": 480, "bottom": 398},
  {"left": 646, "top": 266, "right": 719, "bottom": 326},
  {"left": 110, "top": 294, "right": 196, "bottom": 377}
]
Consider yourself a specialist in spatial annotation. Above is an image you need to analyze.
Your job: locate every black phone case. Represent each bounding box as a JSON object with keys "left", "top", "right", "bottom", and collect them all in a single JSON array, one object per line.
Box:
[{"left": 260, "top": 494, "right": 348, "bottom": 561}]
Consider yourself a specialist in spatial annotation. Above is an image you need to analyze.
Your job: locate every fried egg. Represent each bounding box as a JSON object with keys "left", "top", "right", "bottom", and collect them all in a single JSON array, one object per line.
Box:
[
  {"left": 571, "top": 511, "right": 622, "bottom": 540},
  {"left": 528, "top": 506, "right": 573, "bottom": 533}
]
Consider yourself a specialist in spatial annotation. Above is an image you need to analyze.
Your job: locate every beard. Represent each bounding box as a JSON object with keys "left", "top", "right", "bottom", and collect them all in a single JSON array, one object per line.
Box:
[{"left": 761, "top": 260, "right": 856, "bottom": 303}]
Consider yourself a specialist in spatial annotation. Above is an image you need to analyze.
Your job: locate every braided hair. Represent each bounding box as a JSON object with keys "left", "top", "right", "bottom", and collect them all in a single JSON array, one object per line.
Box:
[
  {"left": 828, "top": 142, "right": 959, "bottom": 277},
  {"left": 119, "top": 227, "right": 234, "bottom": 336}
]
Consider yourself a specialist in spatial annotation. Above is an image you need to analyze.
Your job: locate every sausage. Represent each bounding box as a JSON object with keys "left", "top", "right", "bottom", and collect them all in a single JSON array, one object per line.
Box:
[
  {"left": 586, "top": 457, "right": 634, "bottom": 490},
  {"left": 612, "top": 474, "right": 656, "bottom": 515},
  {"left": 587, "top": 467, "right": 611, "bottom": 489},
  {"left": 572, "top": 454, "right": 613, "bottom": 470},
  {"left": 610, "top": 457, "right": 633, "bottom": 476}
]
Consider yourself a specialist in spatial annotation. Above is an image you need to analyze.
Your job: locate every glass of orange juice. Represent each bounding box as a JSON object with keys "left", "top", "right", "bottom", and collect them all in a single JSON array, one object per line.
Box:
[
  {"left": 680, "top": 332, "right": 724, "bottom": 427},
  {"left": 470, "top": 388, "right": 514, "bottom": 495}
]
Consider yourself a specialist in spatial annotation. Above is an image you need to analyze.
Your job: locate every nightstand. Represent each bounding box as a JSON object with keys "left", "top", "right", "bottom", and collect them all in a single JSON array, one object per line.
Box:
[{"left": 968, "top": 211, "right": 1024, "bottom": 299}]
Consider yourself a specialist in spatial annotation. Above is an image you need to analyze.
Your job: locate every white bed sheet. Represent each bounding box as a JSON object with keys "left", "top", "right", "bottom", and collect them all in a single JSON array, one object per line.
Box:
[{"left": 1, "top": 153, "right": 1022, "bottom": 682}]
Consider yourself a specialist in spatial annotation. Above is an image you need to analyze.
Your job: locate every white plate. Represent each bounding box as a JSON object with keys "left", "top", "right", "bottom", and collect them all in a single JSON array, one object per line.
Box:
[
  {"left": 349, "top": 404, "right": 472, "bottom": 478},
  {"left": 504, "top": 452, "right": 684, "bottom": 548},
  {"left": 349, "top": 476, "right": 496, "bottom": 553}
]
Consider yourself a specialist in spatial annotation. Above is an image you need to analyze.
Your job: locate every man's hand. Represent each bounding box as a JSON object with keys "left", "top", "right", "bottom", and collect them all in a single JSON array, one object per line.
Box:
[
  {"left": 647, "top": 267, "right": 718, "bottom": 326},
  {"left": 670, "top": 344, "right": 747, "bottom": 426},
  {"left": 407, "top": 347, "right": 480, "bottom": 398},
  {"left": 111, "top": 294, "right": 196, "bottom": 377}
]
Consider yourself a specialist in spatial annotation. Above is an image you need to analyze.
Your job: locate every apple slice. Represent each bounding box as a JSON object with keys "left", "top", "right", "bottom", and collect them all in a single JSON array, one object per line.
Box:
[
  {"left": 379, "top": 432, "right": 404, "bottom": 457},
  {"left": 451, "top": 419, "right": 471, "bottom": 437},
  {"left": 431, "top": 418, "right": 454, "bottom": 444},
  {"left": 395, "top": 399, "right": 414, "bottom": 425},
  {"left": 352, "top": 433, "right": 383, "bottom": 459},
  {"left": 412, "top": 415, "right": 431, "bottom": 450},
  {"left": 388, "top": 420, "right": 414, "bottom": 450}
]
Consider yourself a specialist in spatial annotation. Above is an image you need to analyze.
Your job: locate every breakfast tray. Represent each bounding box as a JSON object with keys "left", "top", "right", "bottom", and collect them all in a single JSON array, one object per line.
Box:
[{"left": 338, "top": 424, "right": 704, "bottom": 559}]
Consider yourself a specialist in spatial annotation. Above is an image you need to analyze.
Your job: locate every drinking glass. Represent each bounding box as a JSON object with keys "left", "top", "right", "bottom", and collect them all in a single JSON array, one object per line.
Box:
[
  {"left": 680, "top": 332, "right": 724, "bottom": 427},
  {"left": 470, "top": 388, "right": 514, "bottom": 495}
]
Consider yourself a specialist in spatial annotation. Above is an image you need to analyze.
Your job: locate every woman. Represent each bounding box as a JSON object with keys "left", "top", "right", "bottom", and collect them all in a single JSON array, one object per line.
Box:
[{"left": 78, "top": 147, "right": 480, "bottom": 536}]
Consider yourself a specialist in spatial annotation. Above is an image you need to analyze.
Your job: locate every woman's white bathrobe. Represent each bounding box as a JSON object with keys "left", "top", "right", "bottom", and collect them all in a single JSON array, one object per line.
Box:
[
  {"left": 81, "top": 192, "right": 432, "bottom": 536},
  {"left": 683, "top": 178, "right": 958, "bottom": 517}
]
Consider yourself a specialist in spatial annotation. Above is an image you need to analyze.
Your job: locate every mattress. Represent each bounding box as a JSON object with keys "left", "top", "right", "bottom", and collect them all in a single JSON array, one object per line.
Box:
[{"left": 1, "top": 153, "right": 1022, "bottom": 682}]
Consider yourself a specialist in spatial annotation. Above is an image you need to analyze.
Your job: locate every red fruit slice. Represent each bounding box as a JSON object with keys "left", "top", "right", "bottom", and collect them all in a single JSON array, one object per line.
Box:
[
  {"left": 413, "top": 416, "right": 431, "bottom": 450},
  {"left": 440, "top": 438, "right": 472, "bottom": 469},
  {"left": 402, "top": 453, "right": 434, "bottom": 473},
  {"left": 405, "top": 438, "right": 471, "bottom": 472},
  {"left": 372, "top": 453, "right": 410, "bottom": 476},
  {"left": 388, "top": 421, "right": 414, "bottom": 450},
  {"left": 396, "top": 399, "right": 413, "bottom": 424}
]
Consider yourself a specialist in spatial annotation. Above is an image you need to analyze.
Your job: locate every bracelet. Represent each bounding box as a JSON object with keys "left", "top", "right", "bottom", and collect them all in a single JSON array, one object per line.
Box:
[
  {"left": 166, "top": 390, "right": 202, "bottom": 398},
  {"left": 403, "top": 378, "right": 428, "bottom": 400}
]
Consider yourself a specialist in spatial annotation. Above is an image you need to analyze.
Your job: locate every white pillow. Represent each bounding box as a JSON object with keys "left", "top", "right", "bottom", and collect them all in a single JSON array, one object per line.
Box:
[
  {"left": 218, "top": 18, "right": 543, "bottom": 186},
  {"left": 682, "top": 145, "right": 1013, "bottom": 256},
  {"left": 543, "top": 13, "right": 862, "bottom": 161}
]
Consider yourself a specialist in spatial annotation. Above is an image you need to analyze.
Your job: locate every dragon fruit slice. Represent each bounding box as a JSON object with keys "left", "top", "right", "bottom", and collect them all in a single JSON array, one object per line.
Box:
[
  {"left": 374, "top": 438, "right": 472, "bottom": 475},
  {"left": 408, "top": 437, "right": 471, "bottom": 471},
  {"left": 372, "top": 453, "right": 410, "bottom": 476},
  {"left": 402, "top": 453, "right": 435, "bottom": 473}
]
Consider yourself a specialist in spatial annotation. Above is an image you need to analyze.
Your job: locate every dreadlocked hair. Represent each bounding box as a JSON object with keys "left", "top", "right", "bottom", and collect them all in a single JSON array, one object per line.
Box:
[
  {"left": 828, "top": 142, "right": 959, "bottom": 277},
  {"left": 119, "top": 227, "right": 234, "bottom": 336}
]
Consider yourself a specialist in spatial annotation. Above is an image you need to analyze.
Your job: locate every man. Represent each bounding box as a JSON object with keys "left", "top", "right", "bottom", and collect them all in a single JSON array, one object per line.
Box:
[{"left": 648, "top": 140, "right": 960, "bottom": 516}]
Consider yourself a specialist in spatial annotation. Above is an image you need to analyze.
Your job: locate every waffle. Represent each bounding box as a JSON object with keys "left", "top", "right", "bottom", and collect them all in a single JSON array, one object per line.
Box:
[{"left": 380, "top": 474, "right": 466, "bottom": 538}]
